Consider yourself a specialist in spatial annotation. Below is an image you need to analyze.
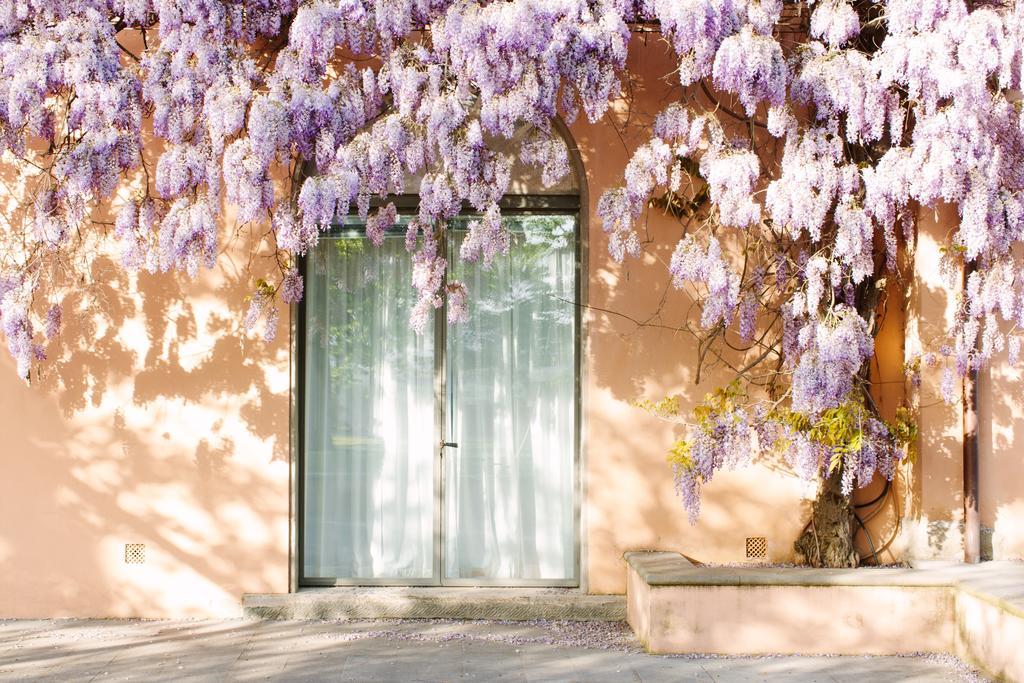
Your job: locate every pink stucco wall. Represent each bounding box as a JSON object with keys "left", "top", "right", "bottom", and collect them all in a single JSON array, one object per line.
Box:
[
  {"left": 0, "top": 247, "right": 291, "bottom": 617},
  {"left": 0, "top": 34, "right": 1020, "bottom": 618},
  {"left": 571, "top": 37, "right": 810, "bottom": 594}
]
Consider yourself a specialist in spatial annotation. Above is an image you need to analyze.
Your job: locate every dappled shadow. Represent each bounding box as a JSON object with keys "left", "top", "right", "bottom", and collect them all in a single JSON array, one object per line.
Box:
[
  {"left": 568, "top": 36, "right": 820, "bottom": 588},
  {"left": 564, "top": 32, "right": 948, "bottom": 586},
  {"left": 980, "top": 345, "right": 1024, "bottom": 559},
  {"left": 0, "top": 230, "right": 291, "bottom": 617},
  {"left": 0, "top": 619, "right": 980, "bottom": 681}
]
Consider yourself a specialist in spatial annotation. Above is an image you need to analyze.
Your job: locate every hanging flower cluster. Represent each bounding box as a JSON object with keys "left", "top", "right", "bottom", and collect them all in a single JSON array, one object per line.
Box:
[
  {"left": 589, "top": 0, "right": 1024, "bottom": 517},
  {"left": 656, "top": 382, "right": 915, "bottom": 523},
  {"left": 0, "top": 0, "right": 1021, "bottom": 520}
]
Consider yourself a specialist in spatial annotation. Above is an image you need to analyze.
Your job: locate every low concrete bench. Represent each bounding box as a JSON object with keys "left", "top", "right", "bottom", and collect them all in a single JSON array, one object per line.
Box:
[{"left": 625, "top": 551, "right": 1024, "bottom": 682}]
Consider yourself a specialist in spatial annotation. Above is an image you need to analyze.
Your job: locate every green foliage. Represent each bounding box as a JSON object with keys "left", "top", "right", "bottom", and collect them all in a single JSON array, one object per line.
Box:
[
  {"left": 244, "top": 278, "right": 276, "bottom": 305},
  {"left": 638, "top": 383, "right": 917, "bottom": 476},
  {"left": 773, "top": 401, "right": 870, "bottom": 473},
  {"left": 692, "top": 379, "right": 746, "bottom": 424},
  {"left": 631, "top": 395, "right": 681, "bottom": 418},
  {"left": 667, "top": 439, "right": 693, "bottom": 469},
  {"left": 640, "top": 380, "right": 750, "bottom": 473},
  {"left": 335, "top": 237, "right": 366, "bottom": 258},
  {"left": 886, "top": 406, "right": 919, "bottom": 457}
]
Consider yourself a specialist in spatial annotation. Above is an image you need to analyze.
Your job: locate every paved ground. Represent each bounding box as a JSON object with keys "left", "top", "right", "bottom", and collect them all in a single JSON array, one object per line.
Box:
[{"left": 0, "top": 619, "right": 989, "bottom": 682}]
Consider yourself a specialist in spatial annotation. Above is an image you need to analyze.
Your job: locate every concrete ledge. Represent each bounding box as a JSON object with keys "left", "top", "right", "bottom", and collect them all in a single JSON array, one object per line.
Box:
[
  {"left": 243, "top": 587, "right": 625, "bottom": 622},
  {"left": 625, "top": 551, "right": 1024, "bottom": 682}
]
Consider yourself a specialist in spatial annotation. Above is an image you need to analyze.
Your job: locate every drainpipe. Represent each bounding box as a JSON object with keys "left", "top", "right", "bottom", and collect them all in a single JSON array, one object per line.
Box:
[{"left": 963, "top": 261, "right": 981, "bottom": 564}]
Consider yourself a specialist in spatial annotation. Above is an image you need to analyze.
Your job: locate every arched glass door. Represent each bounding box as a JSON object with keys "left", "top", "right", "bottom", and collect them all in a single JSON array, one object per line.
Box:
[{"left": 300, "top": 210, "right": 578, "bottom": 586}]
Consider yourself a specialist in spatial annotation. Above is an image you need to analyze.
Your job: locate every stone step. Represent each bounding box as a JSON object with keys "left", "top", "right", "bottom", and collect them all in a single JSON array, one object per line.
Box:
[{"left": 243, "top": 587, "right": 625, "bottom": 621}]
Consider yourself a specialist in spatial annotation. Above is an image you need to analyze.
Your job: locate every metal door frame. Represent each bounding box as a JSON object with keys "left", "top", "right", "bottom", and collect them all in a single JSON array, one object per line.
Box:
[{"left": 295, "top": 196, "right": 583, "bottom": 588}]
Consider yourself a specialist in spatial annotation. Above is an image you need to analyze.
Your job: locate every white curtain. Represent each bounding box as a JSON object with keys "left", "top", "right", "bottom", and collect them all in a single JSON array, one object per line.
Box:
[
  {"left": 303, "top": 215, "right": 576, "bottom": 583},
  {"left": 445, "top": 215, "right": 576, "bottom": 581},
  {"left": 303, "top": 231, "right": 435, "bottom": 580}
]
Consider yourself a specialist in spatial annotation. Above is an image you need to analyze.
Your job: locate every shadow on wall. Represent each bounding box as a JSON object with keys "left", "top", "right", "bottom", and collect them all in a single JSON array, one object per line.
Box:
[
  {"left": 568, "top": 38, "right": 811, "bottom": 591},
  {"left": 981, "top": 357, "right": 1024, "bottom": 559},
  {"left": 0, "top": 249, "right": 291, "bottom": 618},
  {"left": 577, "top": 212, "right": 812, "bottom": 583},
  {"left": 565, "top": 33, "right": 1009, "bottom": 585}
]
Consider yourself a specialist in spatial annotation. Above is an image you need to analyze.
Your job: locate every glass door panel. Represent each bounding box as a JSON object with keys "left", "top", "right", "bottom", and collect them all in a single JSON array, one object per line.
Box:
[
  {"left": 302, "top": 214, "right": 577, "bottom": 585},
  {"left": 303, "top": 229, "right": 437, "bottom": 582},
  {"left": 444, "top": 215, "right": 577, "bottom": 583}
]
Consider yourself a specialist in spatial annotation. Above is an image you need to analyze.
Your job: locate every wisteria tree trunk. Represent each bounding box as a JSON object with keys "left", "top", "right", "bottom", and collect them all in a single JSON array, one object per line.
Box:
[
  {"left": 789, "top": 273, "right": 888, "bottom": 568},
  {"left": 792, "top": 283, "right": 883, "bottom": 568},
  {"left": 793, "top": 471, "right": 859, "bottom": 568}
]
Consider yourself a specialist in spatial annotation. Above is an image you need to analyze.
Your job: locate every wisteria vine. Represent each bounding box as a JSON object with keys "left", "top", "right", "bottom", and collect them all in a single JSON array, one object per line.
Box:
[{"left": 0, "top": 0, "right": 1022, "bottom": 526}]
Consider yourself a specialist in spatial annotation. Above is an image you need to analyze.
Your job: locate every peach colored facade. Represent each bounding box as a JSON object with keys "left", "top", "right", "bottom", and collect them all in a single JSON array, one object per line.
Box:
[{"left": 0, "top": 35, "right": 1022, "bottom": 618}]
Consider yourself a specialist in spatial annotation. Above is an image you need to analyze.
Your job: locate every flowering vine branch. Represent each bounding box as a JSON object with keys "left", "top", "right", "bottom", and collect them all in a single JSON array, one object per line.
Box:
[{"left": 0, "top": 2, "right": 1021, "bottom": 559}]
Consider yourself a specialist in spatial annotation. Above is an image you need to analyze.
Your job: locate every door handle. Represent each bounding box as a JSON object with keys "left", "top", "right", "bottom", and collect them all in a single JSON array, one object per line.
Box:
[{"left": 440, "top": 441, "right": 459, "bottom": 448}]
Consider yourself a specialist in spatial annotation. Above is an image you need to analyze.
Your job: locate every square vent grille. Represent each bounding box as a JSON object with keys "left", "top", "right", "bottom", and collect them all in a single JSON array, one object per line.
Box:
[
  {"left": 745, "top": 537, "right": 767, "bottom": 560},
  {"left": 124, "top": 543, "right": 145, "bottom": 564}
]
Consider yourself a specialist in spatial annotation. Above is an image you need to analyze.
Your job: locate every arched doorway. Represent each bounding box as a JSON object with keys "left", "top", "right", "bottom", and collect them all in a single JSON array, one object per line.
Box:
[{"left": 299, "top": 126, "right": 582, "bottom": 587}]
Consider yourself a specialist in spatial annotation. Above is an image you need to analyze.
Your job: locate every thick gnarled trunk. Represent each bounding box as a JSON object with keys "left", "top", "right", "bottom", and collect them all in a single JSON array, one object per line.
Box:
[
  {"left": 793, "top": 470, "right": 858, "bottom": 568},
  {"left": 791, "top": 281, "right": 884, "bottom": 569}
]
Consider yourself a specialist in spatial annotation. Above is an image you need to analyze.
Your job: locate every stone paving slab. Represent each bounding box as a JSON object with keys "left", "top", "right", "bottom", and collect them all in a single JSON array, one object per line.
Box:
[{"left": 0, "top": 619, "right": 988, "bottom": 682}]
